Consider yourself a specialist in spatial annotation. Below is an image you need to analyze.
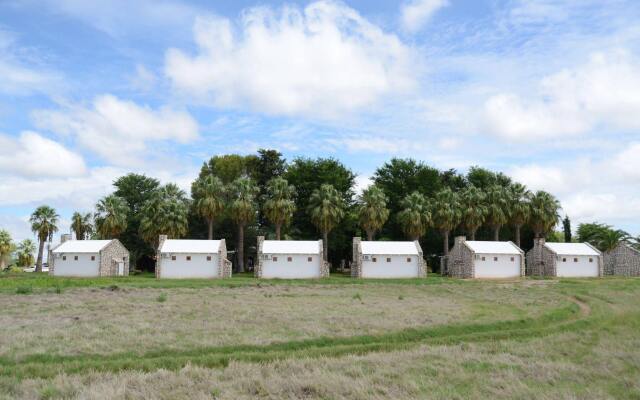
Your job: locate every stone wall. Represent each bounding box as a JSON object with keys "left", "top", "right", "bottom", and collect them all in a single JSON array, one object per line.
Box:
[
  {"left": 254, "top": 236, "right": 265, "bottom": 278},
  {"left": 351, "top": 237, "right": 363, "bottom": 278},
  {"left": 604, "top": 243, "right": 640, "bottom": 277},
  {"left": 218, "top": 239, "right": 233, "bottom": 278},
  {"left": 99, "top": 239, "right": 130, "bottom": 277},
  {"left": 526, "top": 238, "right": 556, "bottom": 276},
  {"left": 319, "top": 239, "right": 330, "bottom": 278},
  {"left": 155, "top": 235, "right": 167, "bottom": 279},
  {"left": 415, "top": 240, "right": 427, "bottom": 278},
  {"left": 448, "top": 236, "right": 475, "bottom": 278}
]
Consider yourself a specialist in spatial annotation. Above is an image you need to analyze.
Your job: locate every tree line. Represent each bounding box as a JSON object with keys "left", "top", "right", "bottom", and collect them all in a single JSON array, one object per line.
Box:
[{"left": 5, "top": 150, "right": 637, "bottom": 274}]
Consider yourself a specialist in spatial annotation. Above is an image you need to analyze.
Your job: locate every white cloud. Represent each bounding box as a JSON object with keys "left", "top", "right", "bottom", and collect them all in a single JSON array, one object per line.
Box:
[
  {"left": 129, "top": 64, "right": 156, "bottom": 92},
  {"left": 165, "top": 1, "right": 416, "bottom": 118},
  {"left": 484, "top": 50, "right": 640, "bottom": 140},
  {"left": 32, "top": 94, "right": 199, "bottom": 166},
  {"left": 400, "top": 0, "right": 449, "bottom": 33},
  {"left": 0, "top": 131, "right": 86, "bottom": 178}
]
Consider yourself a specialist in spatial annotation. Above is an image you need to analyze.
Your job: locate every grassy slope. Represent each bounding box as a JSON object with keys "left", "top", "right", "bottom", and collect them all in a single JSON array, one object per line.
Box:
[{"left": 0, "top": 275, "right": 638, "bottom": 399}]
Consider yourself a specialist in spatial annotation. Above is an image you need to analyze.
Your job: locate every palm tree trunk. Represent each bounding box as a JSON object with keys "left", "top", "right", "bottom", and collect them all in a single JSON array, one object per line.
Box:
[
  {"left": 36, "top": 237, "right": 45, "bottom": 273},
  {"left": 322, "top": 230, "right": 329, "bottom": 262},
  {"left": 366, "top": 229, "right": 374, "bottom": 241},
  {"left": 515, "top": 225, "right": 521, "bottom": 248},
  {"left": 470, "top": 228, "right": 477, "bottom": 241},
  {"left": 493, "top": 226, "right": 500, "bottom": 241},
  {"left": 276, "top": 224, "right": 281, "bottom": 240},
  {"left": 237, "top": 224, "right": 245, "bottom": 273},
  {"left": 443, "top": 230, "right": 449, "bottom": 256},
  {"left": 207, "top": 218, "right": 213, "bottom": 240}
]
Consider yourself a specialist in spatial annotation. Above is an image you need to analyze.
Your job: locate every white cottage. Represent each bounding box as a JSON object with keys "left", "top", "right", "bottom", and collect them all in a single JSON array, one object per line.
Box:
[
  {"left": 156, "top": 236, "right": 232, "bottom": 279},
  {"left": 255, "top": 236, "right": 329, "bottom": 279},
  {"left": 50, "top": 239, "right": 129, "bottom": 277},
  {"left": 351, "top": 238, "right": 426, "bottom": 278},
  {"left": 527, "top": 239, "right": 602, "bottom": 277},
  {"left": 448, "top": 236, "right": 524, "bottom": 279}
]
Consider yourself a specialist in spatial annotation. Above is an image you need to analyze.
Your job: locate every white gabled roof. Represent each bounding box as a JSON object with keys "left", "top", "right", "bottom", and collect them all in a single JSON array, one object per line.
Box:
[
  {"left": 545, "top": 242, "right": 600, "bottom": 256},
  {"left": 160, "top": 239, "right": 221, "bottom": 254},
  {"left": 361, "top": 241, "right": 419, "bottom": 255},
  {"left": 262, "top": 240, "right": 320, "bottom": 254},
  {"left": 465, "top": 241, "right": 522, "bottom": 255},
  {"left": 52, "top": 240, "right": 112, "bottom": 254}
]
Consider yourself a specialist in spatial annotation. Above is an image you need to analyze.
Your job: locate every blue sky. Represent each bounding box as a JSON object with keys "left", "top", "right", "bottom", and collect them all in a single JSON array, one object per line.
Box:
[{"left": 1, "top": 0, "right": 640, "bottom": 241}]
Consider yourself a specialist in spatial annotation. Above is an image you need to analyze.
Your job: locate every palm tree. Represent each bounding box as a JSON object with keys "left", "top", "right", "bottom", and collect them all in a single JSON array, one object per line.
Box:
[
  {"left": 397, "top": 192, "right": 431, "bottom": 241},
  {"left": 29, "top": 205, "right": 59, "bottom": 272},
  {"left": 508, "top": 183, "right": 531, "bottom": 248},
  {"left": 529, "top": 191, "right": 561, "bottom": 238},
  {"left": 16, "top": 239, "right": 36, "bottom": 268},
  {"left": 357, "top": 185, "right": 389, "bottom": 241},
  {"left": 71, "top": 212, "right": 93, "bottom": 240},
  {"left": 229, "top": 177, "right": 259, "bottom": 272},
  {"left": 0, "top": 229, "right": 13, "bottom": 271},
  {"left": 431, "top": 188, "right": 461, "bottom": 256},
  {"left": 94, "top": 195, "right": 129, "bottom": 239},
  {"left": 308, "top": 184, "right": 346, "bottom": 261},
  {"left": 599, "top": 229, "right": 630, "bottom": 252},
  {"left": 263, "top": 177, "right": 296, "bottom": 240},
  {"left": 140, "top": 184, "right": 190, "bottom": 244},
  {"left": 193, "top": 175, "right": 226, "bottom": 239},
  {"left": 459, "top": 186, "right": 487, "bottom": 240},
  {"left": 485, "top": 185, "right": 510, "bottom": 241}
]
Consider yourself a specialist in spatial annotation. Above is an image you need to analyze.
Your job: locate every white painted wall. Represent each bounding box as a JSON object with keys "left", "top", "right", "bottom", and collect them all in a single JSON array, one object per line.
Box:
[
  {"left": 556, "top": 255, "right": 599, "bottom": 277},
  {"left": 361, "top": 254, "right": 420, "bottom": 278},
  {"left": 261, "top": 254, "right": 321, "bottom": 279},
  {"left": 159, "top": 253, "right": 220, "bottom": 279},
  {"left": 474, "top": 254, "right": 521, "bottom": 278},
  {"left": 53, "top": 253, "right": 100, "bottom": 277}
]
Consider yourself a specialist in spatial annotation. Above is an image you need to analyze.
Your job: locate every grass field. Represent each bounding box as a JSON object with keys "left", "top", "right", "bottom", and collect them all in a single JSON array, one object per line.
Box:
[{"left": 0, "top": 273, "right": 638, "bottom": 399}]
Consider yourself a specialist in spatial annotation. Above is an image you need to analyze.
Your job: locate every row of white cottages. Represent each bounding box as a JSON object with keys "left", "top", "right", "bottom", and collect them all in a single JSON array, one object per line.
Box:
[{"left": 48, "top": 235, "right": 640, "bottom": 279}]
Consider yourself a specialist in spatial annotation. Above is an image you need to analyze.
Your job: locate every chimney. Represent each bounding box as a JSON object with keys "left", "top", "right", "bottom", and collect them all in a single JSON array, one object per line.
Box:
[
  {"left": 61, "top": 234, "right": 72, "bottom": 244},
  {"left": 534, "top": 237, "right": 546, "bottom": 247},
  {"left": 455, "top": 236, "right": 466, "bottom": 245},
  {"left": 158, "top": 235, "right": 168, "bottom": 250}
]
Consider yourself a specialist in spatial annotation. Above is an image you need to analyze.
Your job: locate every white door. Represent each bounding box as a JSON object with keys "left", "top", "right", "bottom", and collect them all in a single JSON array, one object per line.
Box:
[{"left": 117, "top": 262, "right": 124, "bottom": 276}]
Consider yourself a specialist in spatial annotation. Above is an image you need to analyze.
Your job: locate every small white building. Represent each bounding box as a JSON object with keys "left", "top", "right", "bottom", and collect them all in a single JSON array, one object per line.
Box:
[
  {"left": 527, "top": 239, "right": 602, "bottom": 277},
  {"left": 351, "top": 238, "right": 426, "bottom": 278},
  {"left": 448, "top": 236, "right": 524, "bottom": 279},
  {"left": 255, "top": 236, "right": 329, "bottom": 279},
  {"left": 49, "top": 239, "right": 129, "bottom": 277},
  {"left": 156, "top": 236, "right": 232, "bottom": 279}
]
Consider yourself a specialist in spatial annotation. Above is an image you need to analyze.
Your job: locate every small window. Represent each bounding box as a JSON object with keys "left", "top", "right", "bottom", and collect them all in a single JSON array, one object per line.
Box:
[
  {"left": 74, "top": 256, "right": 78, "bottom": 261},
  {"left": 186, "top": 256, "right": 191, "bottom": 261},
  {"left": 307, "top": 257, "right": 313, "bottom": 262},
  {"left": 171, "top": 255, "right": 176, "bottom": 261},
  {"left": 589, "top": 258, "right": 593, "bottom": 263},
  {"left": 406, "top": 257, "right": 412, "bottom": 263},
  {"left": 510, "top": 257, "right": 515, "bottom": 262},
  {"left": 91, "top": 256, "right": 95, "bottom": 261},
  {"left": 493, "top": 257, "right": 498, "bottom": 262},
  {"left": 481, "top": 256, "right": 486, "bottom": 261},
  {"left": 62, "top": 256, "right": 66, "bottom": 261},
  {"left": 562, "top": 258, "right": 567, "bottom": 262},
  {"left": 273, "top": 256, "right": 278, "bottom": 262},
  {"left": 372, "top": 257, "right": 377, "bottom": 262},
  {"left": 574, "top": 258, "right": 578, "bottom": 263},
  {"left": 287, "top": 257, "right": 292, "bottom": 262},
  {"left": 386, "top": 257, "right": 391, "bottom": 263},
  {"left": 206, "top": 256, "right": 212, "bottom": 261}
]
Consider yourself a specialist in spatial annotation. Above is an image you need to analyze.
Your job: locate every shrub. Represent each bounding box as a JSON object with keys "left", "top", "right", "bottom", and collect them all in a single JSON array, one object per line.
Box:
[
  {"left": 157, "top": 293, "right": 167, "bottom": 303},
  {"left": 16, "top": 286, "right": 32, "bottom": 294}
]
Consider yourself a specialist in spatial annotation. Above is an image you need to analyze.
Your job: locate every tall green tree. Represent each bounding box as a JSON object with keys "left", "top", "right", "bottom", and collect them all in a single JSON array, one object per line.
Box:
[
  {"left": 459, "top": 186, "right": 487, "bottom": 240},
  {"left": 94, "top": 195, "right": 129, "bottom": 239},
  {"left": 599, "top": 229, "right": 629, "bottom": 252},
  {"left": 263, "top": 177, "right": 296, "bottom": 240},
  {"left": 228, "top": 177, "right": 259, "bottom": 272},
  {"left": 576, "top": 222, "right": 630, "bottom": 252},
  {"left": 358, "top": 185, "right": 390, "bottom": 241},
  {"left": 16, "top": 239, "right": 36, "bottom": 268},
  {"left": 308, "top": 184, "right": 346, "bottom": 261},
  {"left": 192, "top": 175, "right": 226, "bottom": 239},
  {"left": 467, "top": 166, "right": 512, "bottom": 189},
  {"left": 140, "top": 184, "right": 190, "bottom": 245},
  {"left": 29, "top": 205, "right": 59, "bottom": 272},
  {"left": 562, "top": 216, "right": 572, "bottom": 243},
  {"left": 485, "top": 185, "right": 510, "bottom": 241},
  {"left": 71, "top": 212, "right": 93, "bottom": 240},
  {"left": 508, "top": 183, "right": 531, "bottom": 248},
  {"left": 431, "top": 188, "right": 461, "bottom": 255},
  {"left": 397, "top": 192, "right": 431, "bottom": 241},
  {"left": 0, "top": 229, "right": 13, "bottom": 270},
  {"left": 529, "top": 191, "right": 561, "bottom": 239}
]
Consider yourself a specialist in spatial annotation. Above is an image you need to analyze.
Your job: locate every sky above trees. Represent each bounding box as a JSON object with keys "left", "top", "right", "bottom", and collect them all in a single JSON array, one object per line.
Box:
[{"left": 1, "top": 0, "right": 640, "bottom": 240}]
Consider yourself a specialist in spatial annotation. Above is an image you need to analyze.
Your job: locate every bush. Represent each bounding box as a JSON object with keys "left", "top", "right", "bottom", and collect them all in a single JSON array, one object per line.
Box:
[
  {"left": 16, "top": 286, "right": 33, "bottom": 294},
  {"left": 157, "top": 293, "right": 167, "bottom": 303}
]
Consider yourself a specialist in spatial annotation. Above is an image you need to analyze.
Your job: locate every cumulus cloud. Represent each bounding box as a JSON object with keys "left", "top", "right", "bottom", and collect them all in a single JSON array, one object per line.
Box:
[
  {"left": 484, "top": 50, "right": 640, "bottom": 140},
  {"left": 400, "top": 0, "right": 449, "bottom": 33},
  {"left": 32, "top": 95, "right": 199, "bottom": 166},
  {"left": 165, "top": 1, "right": 415, "bottom": 118},
  {"left": 0, "top": 131, "right": 86, "bottom": 178}
]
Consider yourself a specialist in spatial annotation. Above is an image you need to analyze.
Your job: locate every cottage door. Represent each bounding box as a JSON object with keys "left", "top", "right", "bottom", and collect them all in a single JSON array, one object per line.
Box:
[{"left": 117, "top": 262, "right": 124, "bottom": 276}]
